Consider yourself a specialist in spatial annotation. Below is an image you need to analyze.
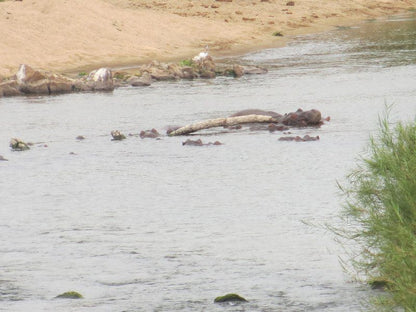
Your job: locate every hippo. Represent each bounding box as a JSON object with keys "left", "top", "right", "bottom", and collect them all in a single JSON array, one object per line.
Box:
[
  {"left": 278, "top": 135, "right": 320, "bottom": 142},
  {"left": 281, "top": 108, "right": 322, "bottom": 127},
  {"left": 140, "top": 128, "right": 160, "bottom": 139},
  {"left": 182, "top": 139, "right": 222, "bottom": 146},
  {"left": 230, "top": 109, "right": 282, "bottom": 119}
]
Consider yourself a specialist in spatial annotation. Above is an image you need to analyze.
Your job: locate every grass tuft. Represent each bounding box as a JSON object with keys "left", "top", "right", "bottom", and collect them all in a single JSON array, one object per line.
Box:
[
  {"left": 179, "top": 59, "right": 193, "bottom": 67},
  {"left": 272, "top": 31, "right": 283, "bottom": 37}
]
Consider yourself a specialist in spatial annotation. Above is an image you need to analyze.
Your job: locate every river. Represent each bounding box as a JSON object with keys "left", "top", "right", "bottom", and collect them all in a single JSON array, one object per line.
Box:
[{"left": 1, "top": 13, "right": 415, "bottom": 312}]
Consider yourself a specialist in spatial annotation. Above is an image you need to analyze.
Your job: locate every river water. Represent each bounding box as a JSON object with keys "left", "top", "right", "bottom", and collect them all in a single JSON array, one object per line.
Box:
[{"left": 1, "top": 14, "right": 415, "bottom": 312}]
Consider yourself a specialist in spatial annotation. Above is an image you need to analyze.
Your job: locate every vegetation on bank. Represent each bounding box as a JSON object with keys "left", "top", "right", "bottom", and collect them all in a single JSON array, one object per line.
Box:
[{"left": 338, "top": 114, "right": 416, "bottom": 311}]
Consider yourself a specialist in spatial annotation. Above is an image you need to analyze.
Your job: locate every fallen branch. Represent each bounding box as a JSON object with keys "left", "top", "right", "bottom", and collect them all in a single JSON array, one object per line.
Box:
[{"left": 168, "top": 114, "right": 279, "bottom": 136}]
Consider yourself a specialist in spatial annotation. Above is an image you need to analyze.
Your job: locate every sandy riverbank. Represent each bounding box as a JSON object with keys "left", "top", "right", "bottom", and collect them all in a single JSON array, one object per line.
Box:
[{"left": 0, "top": 0, "right": 415, "bottom": 78}]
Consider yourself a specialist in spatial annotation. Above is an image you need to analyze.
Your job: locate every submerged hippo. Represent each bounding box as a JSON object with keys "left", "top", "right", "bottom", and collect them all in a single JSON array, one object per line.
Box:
[{"left": 230, "top": 109, "right": 282, "bottom": 119}]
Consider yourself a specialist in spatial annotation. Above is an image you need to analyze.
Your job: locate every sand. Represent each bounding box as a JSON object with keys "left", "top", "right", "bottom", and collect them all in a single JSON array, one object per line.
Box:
[{"left": 0, "top": 0, "right": 415, "bottom": 77}]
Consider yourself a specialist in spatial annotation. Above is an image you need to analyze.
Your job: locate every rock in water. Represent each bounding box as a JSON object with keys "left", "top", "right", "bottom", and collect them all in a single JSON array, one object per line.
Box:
[
  {"left": 10, "top": 138, "right": 30, "bottom": 151},
  {"left": 214, "top": 293, "right": 248, "bottom": 303},
  {"left": 111, "top": 130, "right": 126, "bottom": 141},
  {"left": 55, "top": 291, "right": 83, "bottom": 299}
]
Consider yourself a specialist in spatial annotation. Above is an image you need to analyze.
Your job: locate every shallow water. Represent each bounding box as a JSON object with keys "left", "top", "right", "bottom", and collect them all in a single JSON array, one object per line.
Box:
[{"left": 1, "top": 14, "right": 416, "bottom": 312}]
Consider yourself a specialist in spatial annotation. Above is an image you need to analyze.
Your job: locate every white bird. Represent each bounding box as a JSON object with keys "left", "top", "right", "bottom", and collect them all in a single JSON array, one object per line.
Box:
[{"left": 192, "top": 45, "right": 209, "bottom": 62}]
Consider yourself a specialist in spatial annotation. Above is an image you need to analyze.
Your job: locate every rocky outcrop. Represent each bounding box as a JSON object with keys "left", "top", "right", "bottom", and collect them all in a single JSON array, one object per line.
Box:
[
  {"left": 136, "top": 57, "right": 216, "bottom": 81},
  {"left": 10, "top": 138, "right": 30, "bottom": 151},
  {"left": 0, "top": 80, "right": 22, "bottom": 97},
  {"left": 0, "top": 65, "right": 114, "bottom": 97},
  {"left": 16, "top": 64, "right": 76, "bottom": 95},
  {"left": 217, "top": 64, "right": 267, "bottom": 77},
  {"left": 194, "top": 55, "right": 216, "bottom": 78},
  {"left": 127, "top": 73, "right": 152, "bottom": 87},
  {"left": 0, "top": 56, "right": 268, "bottom": 97}
]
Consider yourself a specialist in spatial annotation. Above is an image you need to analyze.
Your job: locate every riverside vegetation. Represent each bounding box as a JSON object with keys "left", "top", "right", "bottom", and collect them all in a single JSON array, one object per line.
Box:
[{"left": 338, "top": 113, "right": 416, "bottom": 311}]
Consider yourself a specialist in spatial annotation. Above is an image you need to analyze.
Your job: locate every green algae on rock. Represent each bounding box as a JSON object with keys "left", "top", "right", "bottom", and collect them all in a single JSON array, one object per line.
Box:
[
  {"left": 214, "top": 293, "right": 248, "bottom": 303},
  {"left": 10, "top": 138, "right": 30, "bottom": 151},
  {"left": 55, "top": 291, "right": 83, "bottom": 299}
]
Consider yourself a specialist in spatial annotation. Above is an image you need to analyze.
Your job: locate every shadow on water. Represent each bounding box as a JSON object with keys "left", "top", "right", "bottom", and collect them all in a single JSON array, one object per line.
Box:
[{"left": 0, "top": 14, "right": 415, "bottom": 312}]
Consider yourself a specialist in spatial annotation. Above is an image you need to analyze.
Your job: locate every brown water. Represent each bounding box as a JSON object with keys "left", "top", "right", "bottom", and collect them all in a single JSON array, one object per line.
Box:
[{"left": 0, "top": 14, "right": 415, "bottom": 312}]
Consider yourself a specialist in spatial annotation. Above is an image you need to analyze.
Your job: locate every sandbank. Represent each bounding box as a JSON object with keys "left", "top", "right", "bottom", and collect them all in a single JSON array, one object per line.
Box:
[{"left": 0, "top": 0, "right": 416, "bottom": 78}]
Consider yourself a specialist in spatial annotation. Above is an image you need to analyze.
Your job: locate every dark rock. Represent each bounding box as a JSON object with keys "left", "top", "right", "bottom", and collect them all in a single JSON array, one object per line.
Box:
[
  {"left": 140, "top": 128, "right": 160, "bottom": 139},
  {"left": 214, "top": 293, "right": 247, "bottom": 303},
  {"left": 368, "top": 278, "right": 390, "bottom": 290},
  {"left": 286, "top": 1, "right": 295, "bottom": 6},
  {"left": 10, "top": 138, "right": 30, "bottom": 151},
  {"left": 76, "top": 135, "right": 85, "bottom": 140},
  {"left": 111, "top": 130, "right": 126, "bottom": 141}
]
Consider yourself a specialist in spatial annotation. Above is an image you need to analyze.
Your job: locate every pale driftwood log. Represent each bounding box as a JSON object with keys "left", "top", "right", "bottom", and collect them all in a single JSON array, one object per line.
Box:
[{"left": 168, "top": 114, "right": 279, "bottom": 136}]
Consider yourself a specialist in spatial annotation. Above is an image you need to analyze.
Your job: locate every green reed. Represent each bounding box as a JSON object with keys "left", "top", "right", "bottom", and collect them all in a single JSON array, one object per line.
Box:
[{"left": 338, "top": 114, "right": 416, "bottom": 311}]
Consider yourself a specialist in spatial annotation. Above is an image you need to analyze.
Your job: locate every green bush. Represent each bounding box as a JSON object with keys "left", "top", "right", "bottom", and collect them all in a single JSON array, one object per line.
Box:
[
  {"left": 339, "top": 114, "right": 416, "bottom": 311},
  {"left": 272, "top": 31, "right": 283, "bottom": 37},
  {"left": 179, "top": 59, "right": 193, "bottom": 67}
]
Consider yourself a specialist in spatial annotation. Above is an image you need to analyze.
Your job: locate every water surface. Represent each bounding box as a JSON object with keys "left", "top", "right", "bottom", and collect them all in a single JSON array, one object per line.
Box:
[{"left": 0, "top": 14, "right": 415, "bottom": 312}]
